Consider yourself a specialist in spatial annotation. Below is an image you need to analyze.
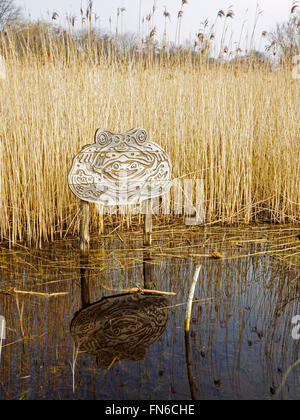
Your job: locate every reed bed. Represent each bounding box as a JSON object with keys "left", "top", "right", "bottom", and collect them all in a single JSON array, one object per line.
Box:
[{"left": 0, "top": 27, "right": 299, "bottom": 246}]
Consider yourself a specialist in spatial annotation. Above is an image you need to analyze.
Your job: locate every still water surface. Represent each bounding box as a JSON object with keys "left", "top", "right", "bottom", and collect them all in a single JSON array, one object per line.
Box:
[{"left": 0, "top": 226, "right": 299, "bottom": 400}]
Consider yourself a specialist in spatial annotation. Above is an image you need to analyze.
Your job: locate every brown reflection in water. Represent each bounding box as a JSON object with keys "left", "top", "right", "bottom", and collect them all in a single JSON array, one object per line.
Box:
[
  {"left": 0, "top": 227, "right": 299, "bottom": 399},
  {"left": 185, "top": 330, "right": 197, "bottom": 400},
  {"left": 143, "top": 249, "right": 155, "bottom": 290},
  {"left": 70, "top": 254, "right": 170, "bottom": 369},
  {"left": 80, "top": 255, "right": 90, "bottom": 308}
]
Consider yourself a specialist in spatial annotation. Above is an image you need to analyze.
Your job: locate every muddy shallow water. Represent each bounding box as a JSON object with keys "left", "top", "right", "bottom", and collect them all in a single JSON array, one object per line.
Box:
[{"left": 0, "top": 226, "right": 299, "bottom": 400}]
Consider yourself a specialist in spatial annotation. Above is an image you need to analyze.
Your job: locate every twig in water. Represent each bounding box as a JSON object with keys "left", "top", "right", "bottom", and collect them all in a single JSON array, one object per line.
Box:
[
  {"left": 70, "top": 344, "right": 80, "bottom": 395},
  {"left": 100, "top": 284, "right": 176, "bottom": 296},
  {"left": 129, "top": 287, "right": 176, "bottom": 296},
  {"left": 106, "top": 356, "right": 120, "bottom": 372},
  {"left": 13, "top": 288, "right": 69, "bottom": 298},
  {"left": 184, "top": 265, "right": 202, "bottom": 400},
  {"left": 0, "top": 316, "right": 5, "bottom": 363},
  {"left": 15, "top": 294, "right": 24, "bottom": 337},
  {"left": 272, "top": 359, "right": 300, "bottom": 399},
  {"left": 159, "top": 297, "right": 213, "bottom": 310}
]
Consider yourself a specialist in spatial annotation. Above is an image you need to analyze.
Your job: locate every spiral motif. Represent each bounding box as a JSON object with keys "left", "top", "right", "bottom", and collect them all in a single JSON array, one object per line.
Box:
[
  {"left": 112, "top": 135, "right": 122, "bottom": 144},
  {"left": 95, "top": 130, "right": 112, "bottom": 146},
  {"left": 136, "top": 129, "right": 148, "bottom": 144}
]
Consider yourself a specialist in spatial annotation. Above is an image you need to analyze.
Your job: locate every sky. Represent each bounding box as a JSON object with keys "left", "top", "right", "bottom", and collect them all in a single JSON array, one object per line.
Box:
[{"left": 14, "top": 0, "right": 295, "bottom": 53}]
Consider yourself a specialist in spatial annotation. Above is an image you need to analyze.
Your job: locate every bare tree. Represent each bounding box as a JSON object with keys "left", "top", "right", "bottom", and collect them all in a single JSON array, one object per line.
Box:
[
  {"left": 266, "top": 3, "right": 300, "bottom": 62},
  {"left": 0, "top": 0, "right": 21, "bottom": 27}
]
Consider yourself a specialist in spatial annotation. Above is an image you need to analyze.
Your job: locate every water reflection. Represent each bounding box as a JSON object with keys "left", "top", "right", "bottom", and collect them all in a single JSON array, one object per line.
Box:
[
  {"left": 0, "top": 227, "right": 299, "bottom": 399},
  {"left": 185, "top": 330, "right": 197, "bottom": 400},
  {"left": 70, "top": 255, "right": 170, "bottom": 368}
]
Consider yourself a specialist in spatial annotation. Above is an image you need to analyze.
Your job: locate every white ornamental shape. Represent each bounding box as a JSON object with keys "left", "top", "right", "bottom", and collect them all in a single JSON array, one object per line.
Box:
[{"left": 68, "top": 128, "right": 172, "bottom": 205}]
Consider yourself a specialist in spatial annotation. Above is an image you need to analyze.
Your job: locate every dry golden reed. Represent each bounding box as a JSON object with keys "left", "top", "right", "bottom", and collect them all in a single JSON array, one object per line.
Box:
[{"left": 0, "top": 30, "right": 299, "bottom": 246}]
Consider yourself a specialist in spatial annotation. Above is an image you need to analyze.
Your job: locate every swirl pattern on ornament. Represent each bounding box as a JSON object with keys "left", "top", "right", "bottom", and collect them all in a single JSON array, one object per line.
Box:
[
  {"left": 68, "top": 128, "right": 172, "bottom": 205},
  {"left": 70, "top": 293, "right": 170, "bottom": 368}
]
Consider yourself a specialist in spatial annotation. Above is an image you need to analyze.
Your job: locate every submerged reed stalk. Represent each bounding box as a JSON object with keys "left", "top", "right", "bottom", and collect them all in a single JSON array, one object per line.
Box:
[{"left": 0, "top": 316, "right": 5, "bottom": 363}]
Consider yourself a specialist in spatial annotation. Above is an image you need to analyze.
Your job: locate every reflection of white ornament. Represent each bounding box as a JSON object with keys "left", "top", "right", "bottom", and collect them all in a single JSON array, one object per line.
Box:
[
  {"left": 70, "top": 293, "right": 170, "bottom": 368},
  {"left": 68, "top": 128, "right": 172, "bottom": 205}
]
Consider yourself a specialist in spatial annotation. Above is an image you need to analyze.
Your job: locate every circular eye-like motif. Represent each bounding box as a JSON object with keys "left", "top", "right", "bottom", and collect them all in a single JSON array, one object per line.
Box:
[
  {"left": 95, "top": 130, "right": 111, "bottom": 146},
  {"left": 136, "top": 129, "right": 147, "bottom": 144}
]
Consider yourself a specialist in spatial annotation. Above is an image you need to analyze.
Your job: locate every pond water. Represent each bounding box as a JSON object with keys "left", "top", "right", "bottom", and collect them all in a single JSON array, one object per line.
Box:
[{"left": 0, "top": 226, "right": 299, "bottom": 400}]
